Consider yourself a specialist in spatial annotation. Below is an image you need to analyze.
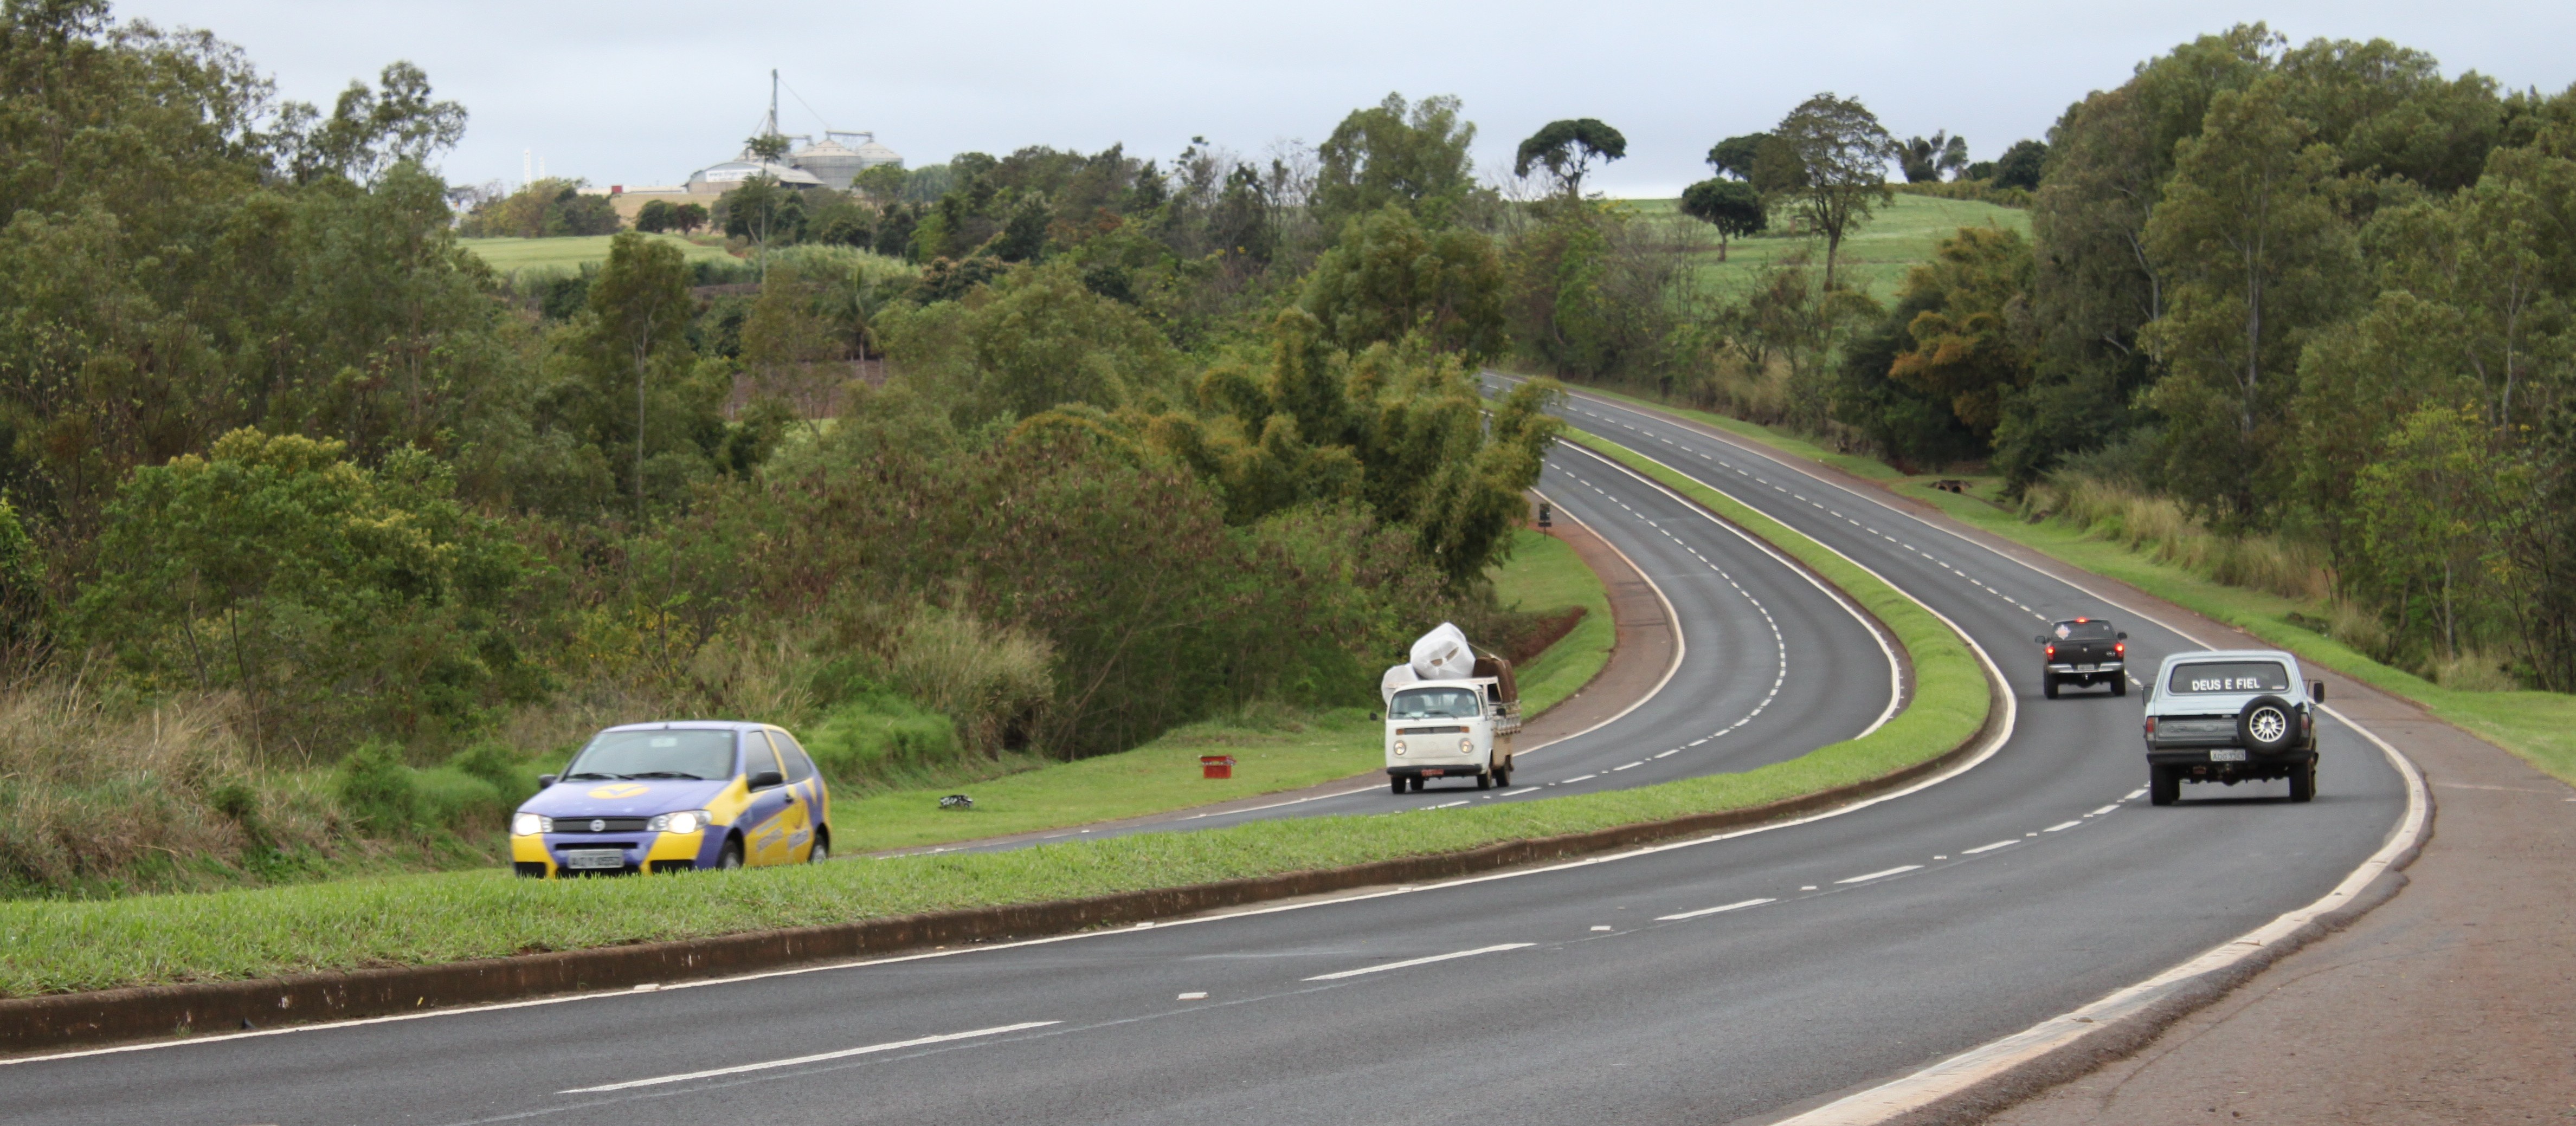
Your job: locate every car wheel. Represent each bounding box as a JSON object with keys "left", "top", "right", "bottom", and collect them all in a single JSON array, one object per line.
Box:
[
  {"left": 807, "top": 831, "right": 830, "bottom": 863},
  {"left": 2237, "top": 695, "right": 2302, "bottom": 754},
  {"left": 2112, "top": 676, "right": 2128, "bottom": 697},
  {"left": 2149, "top": 766, "right": 2179, "bottom": 806},
  {"left": 1390, "top": 775, "right": 1407, "bottom": 796},
  {"left": 717, "top": 837, "right": 745, "bottom": 870},
  {"left": 2043, "top": 675, "right": 2059, "bottom": 700},
  {"left": 2288, "top": 758, "right": 2317, "bottom": 803}
]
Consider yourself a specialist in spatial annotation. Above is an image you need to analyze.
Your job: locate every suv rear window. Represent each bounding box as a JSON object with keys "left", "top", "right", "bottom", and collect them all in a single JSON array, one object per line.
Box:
[
  {"left": 2052, "top": 620, "right": 2116, "bottom": 641},
  {"left": 2166, "top": 662, "right": 2290, "bottom": 695}
]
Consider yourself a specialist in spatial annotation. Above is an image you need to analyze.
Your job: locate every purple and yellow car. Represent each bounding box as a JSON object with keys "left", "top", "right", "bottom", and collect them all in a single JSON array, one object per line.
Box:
[{"left": 511, "top": 721, "right": 830, "bottom": 877}]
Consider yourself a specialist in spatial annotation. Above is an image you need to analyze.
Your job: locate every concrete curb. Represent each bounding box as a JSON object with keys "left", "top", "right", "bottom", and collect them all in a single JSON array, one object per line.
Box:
[{"left": 3, "top": 691, "right": 2001, "bottom": 1057}]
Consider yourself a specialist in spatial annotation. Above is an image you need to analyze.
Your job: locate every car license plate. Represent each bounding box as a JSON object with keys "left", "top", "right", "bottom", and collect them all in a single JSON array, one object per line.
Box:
[
  {"left": 2210, "top": 748, "right": 2247, "bottom": 762},
  {"left": 562, "top": 849, "right": 624, "bottom": 870},
  {"left": 2073, "top": 664, "right": 2097, "bottom": 672}
]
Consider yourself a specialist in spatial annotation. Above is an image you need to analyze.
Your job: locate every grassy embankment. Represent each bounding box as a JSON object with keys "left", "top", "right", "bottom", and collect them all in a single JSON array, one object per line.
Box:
[
  {"left": 834, "top": 527, "right": 1613, "bottom": 852},
  {"left": 0, "top": 441, "right": 1988, "bottom": 998},
  {"left": 1620, "top": 193, "right": 2030, "bottom": 301},
  {"left": 1563, "top": 380, "right": 2576, "bottom": 786},
  {"left": 459, "top": 233, "right": 737, "bottom": 275}
]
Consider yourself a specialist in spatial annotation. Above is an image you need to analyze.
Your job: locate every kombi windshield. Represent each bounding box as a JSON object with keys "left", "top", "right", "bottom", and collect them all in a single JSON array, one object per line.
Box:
[
  {"left": 2166, "top": 662, "right": 2290, "bottom": 695},
  {"left": 565, "top": 729, "right": 736, "bottom": 780},
  {"left": 1389, "top": 688, "right": 1482, "bottom": 721}
]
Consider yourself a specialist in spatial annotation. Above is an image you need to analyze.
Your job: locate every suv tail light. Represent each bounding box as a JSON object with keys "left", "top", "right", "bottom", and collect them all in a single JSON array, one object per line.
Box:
[{"left": 2144, "top": 717, "right": 2157, "bottom": 735}]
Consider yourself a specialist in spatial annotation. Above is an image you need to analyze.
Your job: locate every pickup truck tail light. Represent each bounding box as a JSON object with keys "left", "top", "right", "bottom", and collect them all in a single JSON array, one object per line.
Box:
[
  {"left": 2115, "top": 642, "right": 2126, "bottom": 656},
  {"left": 2044, "top": 644, "right": 2057, "bottom": 659}
]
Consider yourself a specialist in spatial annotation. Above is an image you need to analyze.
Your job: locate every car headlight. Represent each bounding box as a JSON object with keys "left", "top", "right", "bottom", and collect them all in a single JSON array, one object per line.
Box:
[
  {"left": 512, "top": 812, "right": 550, "bottom": 837},
  {"left": 1459, "top": 738, "right": 1474, "bottom": 755},
  {"left": 1392, "top": 740, "right": 1407, "bottom": 756},
  {"left": 647, "top": 810, "right": 710, "bottom": 834}
]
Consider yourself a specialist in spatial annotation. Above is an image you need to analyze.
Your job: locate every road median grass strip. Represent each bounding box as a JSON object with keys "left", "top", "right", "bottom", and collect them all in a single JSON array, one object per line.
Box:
[{"left": 0, "top": 435, "right": 1987, "bottom": 1002}]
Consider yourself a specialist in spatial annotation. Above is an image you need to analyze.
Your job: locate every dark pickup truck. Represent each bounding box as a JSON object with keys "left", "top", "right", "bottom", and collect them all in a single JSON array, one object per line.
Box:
[{"left": 2037, "top": 617, "right": 2127, "bottom": 698}]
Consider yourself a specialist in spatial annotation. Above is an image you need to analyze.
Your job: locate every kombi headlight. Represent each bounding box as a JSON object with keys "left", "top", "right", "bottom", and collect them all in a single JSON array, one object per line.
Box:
[
  {"left": 647, "top": 810, "right": 710, "bottom": 834},
  {"left": 512, "top": 812, "right": 550, "bottom": 837},
  {"left": 1392, "top": 740, "right": 1407, "bottom": 756},
  {"left": 1459, "top": 738, "right": 1474, "bottom": 755}
]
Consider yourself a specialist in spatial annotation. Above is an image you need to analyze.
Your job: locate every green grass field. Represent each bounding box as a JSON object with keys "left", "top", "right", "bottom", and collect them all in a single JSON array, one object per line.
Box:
[
  {"left": 831, "top": 526, "right": 1615, "bottom": 853},
  {"left": 1620, "top": 193, "right": 2030, "bottom": 301},
  {"left": 459, "top": 234, "right": 738, "bottom": 275},
  {"left": 0, "top": 437, "right": 1990, "bottom": 998}
]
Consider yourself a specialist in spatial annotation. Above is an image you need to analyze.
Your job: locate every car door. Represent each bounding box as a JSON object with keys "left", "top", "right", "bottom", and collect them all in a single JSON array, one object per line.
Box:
[
  {"left": 739, "top": 734, "right": 794, "bottom": 865},
  {"left": 769, "top": 729, "right": 825, "bottom": 859}
]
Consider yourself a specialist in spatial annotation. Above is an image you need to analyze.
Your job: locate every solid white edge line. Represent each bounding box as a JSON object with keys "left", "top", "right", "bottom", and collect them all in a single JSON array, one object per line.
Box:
[
  {"left": 1555, "top": 442, "right": 1905, "bottom": 740},
  {"left": 1512, "top": 486, "right": 1688, "bottom": 761},
  {"left": 1656, "top": 897, "right": 1776, "bottom": 921},
  {"left": 558, "top": 1021, "right": 1061, "bottom": 1093},
  {"left": 1302, "top": 943, "right": 1534, "bottom": 981},
  {"left": 1834, "top": 865, "right": 1922, "bottom": 885},
  {"left": 1774, "top": 707, "right": 2428, "bottom": 1125},
  {"left": 0, "top": 424, "right": 2006, "bottom": 1071}
]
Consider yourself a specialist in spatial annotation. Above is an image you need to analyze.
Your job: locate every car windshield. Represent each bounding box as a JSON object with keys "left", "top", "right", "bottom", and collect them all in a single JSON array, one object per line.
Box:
[
  {"left": 2166, "top": 662, "right": 2290, "bottom": 695},
  {"left": 2053, "top": 620, "right": 2116, "bottom": 641},
  {"left": 1389, "top": 688, "right": 1482, "bottom": 721},
  {"left": 563, "top": 730, "right": 736, "bottom": 780}
]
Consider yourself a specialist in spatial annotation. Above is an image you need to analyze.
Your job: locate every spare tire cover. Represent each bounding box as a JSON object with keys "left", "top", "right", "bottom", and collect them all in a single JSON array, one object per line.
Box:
[{"left": 2237, "top": 695, "right": 2302, "bottom": 754}]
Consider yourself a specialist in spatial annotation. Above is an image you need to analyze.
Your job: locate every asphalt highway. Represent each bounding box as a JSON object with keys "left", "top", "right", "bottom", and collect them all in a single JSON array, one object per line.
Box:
[{"left": 5, "top": 387, "right": 2410, "bottom": 1126}]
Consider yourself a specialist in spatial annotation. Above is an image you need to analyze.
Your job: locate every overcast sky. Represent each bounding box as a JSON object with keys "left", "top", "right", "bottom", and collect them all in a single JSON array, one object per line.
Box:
[{"left": 122, "top": 0, "right": 2576, "bottom": 198}]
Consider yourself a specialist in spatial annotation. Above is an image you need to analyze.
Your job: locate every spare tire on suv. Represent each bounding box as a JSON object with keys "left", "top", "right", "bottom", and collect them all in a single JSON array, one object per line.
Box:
[{"left": 2236, "top": 694, "right": 2303, "bottom": 754}]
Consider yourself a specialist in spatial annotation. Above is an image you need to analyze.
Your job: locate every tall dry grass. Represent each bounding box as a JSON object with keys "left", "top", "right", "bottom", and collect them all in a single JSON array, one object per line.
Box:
[{"left": 2020, "top": 473, "right": 2335, "bottom": 604}]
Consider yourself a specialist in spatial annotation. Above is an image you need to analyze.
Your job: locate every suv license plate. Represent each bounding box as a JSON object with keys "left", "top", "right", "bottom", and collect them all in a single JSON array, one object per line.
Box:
[
  {"left": 2210, "top": 748, "right": 2248, "bottom": 762},
  {"left": 562, "top": 849, "right": 624, "bottom": 870}
]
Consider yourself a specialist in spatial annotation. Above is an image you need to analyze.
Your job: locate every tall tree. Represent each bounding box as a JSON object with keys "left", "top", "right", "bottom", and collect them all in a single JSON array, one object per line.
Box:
[
  {"left": 1299, "top": 205, "right": 1507, "bottom": 360},
  {"left": 1767, "top": 93, "right": 1895, "bottom": 290},
  {"left": 1678, "top": 177, "right": 1765, "bottom": 261},
  {"left": 1897, "top": 131, "right": 1969, "bottom": 183},
  {"left": 1313, "top": 93, "right": 1480, "bottom": 228},
  {"left": 1706, "top": 133, "right": 1768, "bottom": 181},
  {"left": 2140, "top": 75, "right": 2359, "bottom": 523},
  {"left": 1514, "top": 118, "right": 1627, "bottom": 200},
  {"left": 583, "top": 233, "right": 697, "bottom": 519}
]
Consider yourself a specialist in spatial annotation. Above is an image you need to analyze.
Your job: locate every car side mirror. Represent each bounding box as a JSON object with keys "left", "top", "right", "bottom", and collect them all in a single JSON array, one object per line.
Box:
[
  {"left": 749, "top": 770, "right": 785, "bottom": 790},
  {"left": 2117, "top": 631, "right": 2128, "bottom": 640},
  {"left": 2309, "top": 681, "right": 2325, "bottom": 703},
  {"left": 538, "top": 774, "right": 558, "bottom": 788},
  {"left": 2034, "top": 635, "right": 2050, "bottom": 645}
]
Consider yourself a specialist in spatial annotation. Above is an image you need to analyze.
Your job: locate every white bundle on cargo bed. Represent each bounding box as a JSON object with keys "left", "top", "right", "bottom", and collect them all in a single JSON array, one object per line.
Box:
[{"left": 1409, "top": 622, "right": 1475, "bottom": 680}]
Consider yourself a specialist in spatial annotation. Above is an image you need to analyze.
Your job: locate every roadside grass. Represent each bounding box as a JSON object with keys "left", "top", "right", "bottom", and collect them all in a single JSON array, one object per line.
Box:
[
  {"left": 1497, "top": 527, "right": 1614, "bottom": 717},
  {"left": 0, "top": 437, "right": 1990, "bottom": 998},
  {"left": 460, "top": 234, "right": 736, "bottom": 275},
  {"left": 1898, "top": 477, "right": 2576, "bottom": 786},
  {"left": 1620, "top": 193, "right": 2030, "bottom": 301}
]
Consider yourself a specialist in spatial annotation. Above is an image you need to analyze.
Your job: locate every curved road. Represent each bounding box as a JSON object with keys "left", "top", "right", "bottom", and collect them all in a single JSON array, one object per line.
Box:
[{"left": 6, "top": 387, "right": 2408, "bottom": 1125}]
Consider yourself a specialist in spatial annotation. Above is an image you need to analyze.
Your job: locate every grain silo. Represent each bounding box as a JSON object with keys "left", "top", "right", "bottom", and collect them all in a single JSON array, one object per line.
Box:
[{"left": 791, "top": 131, "right": 904, "bottom": 191}]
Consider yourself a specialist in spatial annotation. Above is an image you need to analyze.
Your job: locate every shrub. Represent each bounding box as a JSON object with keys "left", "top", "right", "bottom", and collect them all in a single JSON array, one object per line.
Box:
[{"left": 334, "top": 742, "right": 422, "bottom": 834}]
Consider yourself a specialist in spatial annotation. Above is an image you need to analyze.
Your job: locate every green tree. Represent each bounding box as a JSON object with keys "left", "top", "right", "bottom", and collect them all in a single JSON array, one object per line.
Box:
[
  {"left": 75, "top": 429, "right": 533, "bottom": 748},
  {"left": 1298, "top": 206, "right": 1506, "bottom": 361},
  {"left": 1706, "top": 133, "right": 1768, "bottom": 181},
  {"left": 2141, "top": 75, "right": 2359, "bottom": 523},
  {"left": 1767, "top": 94, "right": 1895, "bottom": 290},
  {"left": 744, "top": 132, "right": 791, "bottom": 161},
  {"left": 1898, "top": 132, "right": 1969, "bottom": 183},
  {"left": 1313, "top": 93, "right": 1481, "bottom": 228},
  {"left": 582, "top": 232, "right": 699, "bottom": 517},
  {"left": 880, "top": 262, "right": 1183, "bottom": 425},
  {"left": 1678, "top": 178, "right": 1765, "bottom": 261},
  {"left": 674, "top": 202, "right": 708, "bottom": 234},
  {"left": 1885, "top": 227, "right": 2036, "bottom": 444},
  {"left": 1991, "top": 139, "right": 2048, "bottom": 190},
  {"left": 634, "top": 198, "right": 676, "bottom": 234},
  {"left": 851, "top": 162, "right": 909, "bottom": 204},
  {"left": 2355, "top": 405, "right": 2517, "bottom": 662},
  {"left": 1514, "top": 118, "right": 1628, "bottom": 200}
]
